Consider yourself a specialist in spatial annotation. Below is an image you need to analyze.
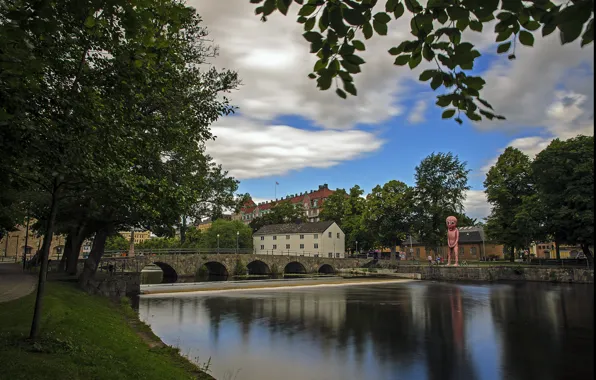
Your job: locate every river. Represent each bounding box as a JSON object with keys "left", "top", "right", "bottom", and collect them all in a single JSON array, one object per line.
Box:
[{"left": 137, "top": 281, "right": 593, "bottom": 380}]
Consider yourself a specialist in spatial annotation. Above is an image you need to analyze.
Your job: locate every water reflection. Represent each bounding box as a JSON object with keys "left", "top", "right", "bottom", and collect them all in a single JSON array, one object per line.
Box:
[{"left": 138, "top": 282, "right": 593, "bottom": 380}]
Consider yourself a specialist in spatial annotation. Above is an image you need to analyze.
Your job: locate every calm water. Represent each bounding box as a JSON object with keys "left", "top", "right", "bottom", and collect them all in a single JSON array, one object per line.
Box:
[{"left": 138, "top": 282, "right": 594, "bottom": 380}]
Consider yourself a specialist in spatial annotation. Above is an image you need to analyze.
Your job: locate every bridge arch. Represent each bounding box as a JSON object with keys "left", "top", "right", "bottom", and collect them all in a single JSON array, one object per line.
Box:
[
  {"left": 153, "top": 262, "right": 178, "bottom": 283},
  {"left": 284, "top": 261, "right": 307, "bottom": 274},
  {"left": 318, "top": 264, "right": 335, "bottom": 274},
  {"left": 247, "top": 260, "right": 271, "bottom": 275},
  {"left": 201, "top": 261, "right": 229, "bottom": 277}
]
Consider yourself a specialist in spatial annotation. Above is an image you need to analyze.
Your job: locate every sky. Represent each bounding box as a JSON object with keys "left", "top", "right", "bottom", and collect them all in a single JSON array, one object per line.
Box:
[{"left": 189, "top": 0, "right": 594, "bottom": 220}]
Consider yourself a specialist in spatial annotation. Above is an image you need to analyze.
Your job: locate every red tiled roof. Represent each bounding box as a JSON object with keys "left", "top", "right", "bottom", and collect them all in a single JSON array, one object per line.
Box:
[{"left": 241, "top": 186, "right": 335, "bottom": 213}]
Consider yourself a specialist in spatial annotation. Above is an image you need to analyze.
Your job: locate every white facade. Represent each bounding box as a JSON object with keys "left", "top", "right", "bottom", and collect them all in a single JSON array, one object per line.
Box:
[{"left": 253, "top": 222, "right": 345, "bottom": 258}]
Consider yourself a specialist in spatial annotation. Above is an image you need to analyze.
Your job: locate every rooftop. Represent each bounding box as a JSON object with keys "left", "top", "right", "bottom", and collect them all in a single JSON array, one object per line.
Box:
[{"left": 254, "top": 220, "right": 336, "bottom": 235}]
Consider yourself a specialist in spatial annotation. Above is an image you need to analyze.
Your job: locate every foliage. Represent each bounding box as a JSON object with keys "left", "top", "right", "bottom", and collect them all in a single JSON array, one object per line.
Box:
[
  {"left": 364, "top": 180, "right": 414, "bottom": 253},
  {"left": 200, "top": 219, "right": 253, "bottom": 249},
  {"left": 249, "top": 200, "right": 306, "bottom": 231},
  {"left": 249, "top": 0, "right": 594, "bottom": 123},
  {"left": 105, "top": 234, "right": 129, "bottom": 251},
  {"left": 532, "top": 135, "right": 594, "bottom": 262},
  {"left": 234, "top": 259, "right": 247, "bottom": 275},
  {"left": 484, "top": 147, "right": 536, "bottom": 260},
  {"left": 136, "top": 237, "right": 181, "bottom": 250},
  {"left": 413, "top": 152, "right": 470, "bottom": 252},
  {"left": 0, "top": 282, "right": 212, "bottom": 379}
]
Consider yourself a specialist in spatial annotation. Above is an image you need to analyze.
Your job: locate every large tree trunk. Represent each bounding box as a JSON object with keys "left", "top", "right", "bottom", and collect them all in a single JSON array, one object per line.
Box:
[
  {"left": 58, "top": 234, "right": 72, "bottom": 272},
  {"left": 66, "top": 223, "right": 88, "bottom": 275},
  {"left": 509, "top": 246, "right": 515, "bottom": 262},
  {"left": 581, "top": 244, "right": 593, "bottom": 268},
  {"left": 555, "top": 240, "right": 561, "bottom": 260},
  {"left": 29, "top": 185, "right": 60, "bottom": 340},
  {"left": 180, "top": 216, "right": 187, "bottom": 244},
  {"left": 78, "top": 225, "right": 110, "bottom": 285}
]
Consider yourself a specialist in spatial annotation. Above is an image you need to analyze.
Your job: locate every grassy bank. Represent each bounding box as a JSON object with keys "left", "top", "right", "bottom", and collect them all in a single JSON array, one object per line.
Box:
[{"left": 0, "top": 281, "right": 213, "bottom": 380}]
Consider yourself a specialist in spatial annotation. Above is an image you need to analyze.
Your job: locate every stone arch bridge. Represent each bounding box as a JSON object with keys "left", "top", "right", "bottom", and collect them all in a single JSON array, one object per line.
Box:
[{"left": 101, "top": 253, "right": 371, "bottom": 281}]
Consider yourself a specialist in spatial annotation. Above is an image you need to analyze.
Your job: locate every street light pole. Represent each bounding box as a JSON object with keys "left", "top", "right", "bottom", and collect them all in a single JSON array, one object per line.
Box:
[
  {"left": 217, "top": 234, "right": 220, "bottom": 255},
  {"left": 410, "top": 234, "right": 413, "bottom": 260},
  {"left": 23, "top": 215, "right": 30, "bottom": 270},
  {"left": 236, "top": 231, "right": 239, "bottom": 254},
  {"left": 355, "top": 240, "right": 358, "bottom": 256}
]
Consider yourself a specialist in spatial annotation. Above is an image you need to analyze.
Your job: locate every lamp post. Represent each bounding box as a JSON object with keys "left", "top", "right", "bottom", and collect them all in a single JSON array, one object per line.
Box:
[
  {"left": 217, "top": 234, "right": 220, "bottom": 255},
  {"left": 23, "top": 215, "right": 30, "bottom": 270},
  {"left": 355, "top": 240, "right": 358, "bottom": 256},
  {"left": 236, "top": 231, "right": 239, "bottom": 254}
]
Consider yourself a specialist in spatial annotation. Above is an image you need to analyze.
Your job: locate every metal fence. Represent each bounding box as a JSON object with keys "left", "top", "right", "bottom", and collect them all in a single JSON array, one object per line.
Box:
[{"left": 102, "top": 248, "right": 254, "bottom": 256}]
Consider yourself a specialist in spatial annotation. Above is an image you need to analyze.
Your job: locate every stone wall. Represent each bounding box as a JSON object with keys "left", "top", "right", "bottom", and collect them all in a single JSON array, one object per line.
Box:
[
  {"left": 79, "top": 272, "right": 141, "bottom": 299},
  {"left": 390, "top": 265, "right": 594, "bottom": 283}
]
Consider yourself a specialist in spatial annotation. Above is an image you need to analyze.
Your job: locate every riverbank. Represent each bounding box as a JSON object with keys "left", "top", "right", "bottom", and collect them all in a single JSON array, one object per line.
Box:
[
  {"left": 0, "top": 281, "right": 213, "bottom": 380},
  {"left": 141, "top": 277, "right": 414, "bottom": 295}
]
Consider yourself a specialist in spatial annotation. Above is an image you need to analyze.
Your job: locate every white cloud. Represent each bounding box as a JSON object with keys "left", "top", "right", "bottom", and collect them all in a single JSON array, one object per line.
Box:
[
  {"left": 407, "top": 100, "right": 427, "bottom": 124},
  {"left": 463, "top": 190, "right": 490, "bottom": 221},
  {"left": 207, "top": 117, "right": 384, "bottom": 179}
]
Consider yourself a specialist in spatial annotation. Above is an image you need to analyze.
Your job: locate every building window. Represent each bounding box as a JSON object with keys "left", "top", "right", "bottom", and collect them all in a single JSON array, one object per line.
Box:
[
  {"left": 260, "top": 245, "right": 264, "bottom": 250},
  {"left": 314, "top": 243, "right": 319, "bottom": 249},
  {"left": 260, "top": 236, "right": 264, "bottom": 240},
  {"left": 286, "top": 244, "right": 290, "bottom": 249},
  {"left": 300, "top": 234, "right": 304, "bottom": 239},
  {"left": 337, "top": 232, "right": 340, "bottom": 238},
  {"left": 300, "top": 244, "right": 304, "bottom": 249},
  {"left": 416, "top": 248, "right": 420, "bottom": 256},
  {"left": 471, "top": 247, "right": 477, "bottom": 256},
  {"left": 328, "top": 232, "right": 332, "bottom": 238},
  {"left": 328, "top": 252, "right": 333, "bottom": 258},
  {"left": 336, "top": 253, "right": 340, "bottom": 258},
  {"left": 273, "top": 236, "right": 277, "bottom": 240},
  {"left": 286, "top": 235, "right": 290, "bottom": 239},
  {"left": 314, "top": 234, "right": 318, "bottom": 239},
  {"left": 314, "top": 254, "right": 319, "bottom": 258},
  {"left": 273, "top": 245, "right": 277, "bottom": 249}
]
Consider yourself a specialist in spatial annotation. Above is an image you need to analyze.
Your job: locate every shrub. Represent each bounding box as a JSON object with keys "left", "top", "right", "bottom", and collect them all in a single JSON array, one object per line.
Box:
[{"left": 233, "top": 260, "right": 246, "bottom": 276}]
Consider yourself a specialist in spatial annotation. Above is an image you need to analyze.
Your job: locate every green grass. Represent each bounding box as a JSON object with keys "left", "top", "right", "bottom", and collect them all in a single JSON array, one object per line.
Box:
[{"left": 0, "top": 282, "right": 213, "bottom": 380}]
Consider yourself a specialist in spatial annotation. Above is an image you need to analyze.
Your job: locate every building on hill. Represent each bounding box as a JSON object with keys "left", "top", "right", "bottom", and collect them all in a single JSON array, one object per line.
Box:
[
  {"left": 1, "top": 221, "right": 65, "bottom": 260},
  {"left": 253, "top": 220, "right": 345, "bottom": 258},
  {"left": 119, "top": 230, "right": 151, "bottom": 245},
  {"left": 395, "top": 226, "right": 505, "bottom": 261},
  {"left": 196, "top": 215, "right": 232, "bottom": 231},
  {"left": 234, "top": 184, "right": 336, "bottom": 225}
]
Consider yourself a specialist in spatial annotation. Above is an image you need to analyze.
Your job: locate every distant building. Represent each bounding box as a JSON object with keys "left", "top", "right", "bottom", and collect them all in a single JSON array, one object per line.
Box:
[
  {"left": 119, "top": 230, "right": 151, "bottom": 245},
  {"left": 530, "top": 242, "right": 591, "bottom": 259},
  {"left": 253, "top": 221, "right": 345, "bottom": 258},
  {"left": 196, "top": 215, "right": 232, "bottom": 231},
  {"left": 0, "top": 221, "right": 65, "bottom": 260},
  {"left": 234, "top": 184, "right": 336, "bottom": 225},
  {"left": 396, "top": 226, "right": 505, "bottom": 260}
]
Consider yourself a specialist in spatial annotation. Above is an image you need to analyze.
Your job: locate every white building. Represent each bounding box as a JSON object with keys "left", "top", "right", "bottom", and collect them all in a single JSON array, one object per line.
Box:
[{"left": 253, "top": 221, "right": 345, "bottom": 258}]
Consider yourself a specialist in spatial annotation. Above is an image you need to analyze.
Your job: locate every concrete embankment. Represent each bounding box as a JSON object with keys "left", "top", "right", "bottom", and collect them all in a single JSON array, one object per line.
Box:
[
  {"left": 341, "top": 266, "right": 594, "bottom": 284},
  {"left": 140, "top": 277, "right": 414, "bottom": 295}
]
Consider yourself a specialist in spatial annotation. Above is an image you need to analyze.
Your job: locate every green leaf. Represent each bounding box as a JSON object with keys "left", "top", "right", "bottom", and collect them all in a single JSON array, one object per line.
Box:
[
  {"left": 496, "top": 30, "right": 512, "bottom": 42},
  {"left": 581, "top": 19, "right": 594, "bottom": 47},
  {"left": 336, "top": 88, "right": 347, "bottom": 99},
  {"left": 388, "top": 46, "right": 401, "bottom": 55},
  {"left": 477, "top": 98, "right": 494, "bottom": 110},
  {"left": 344, "top": 81, "right": 357, "bottom": 96},
  {"left": 408, "top": 53, "right": 422, "bottom": 69},
  {"left": 542, "top": 23, "right": 557, "bottom": 37},
  {"left": 343, "top": 8, "right": 367, "bottom": 26},
  {"left": 523, "top": 20, "right": 541, "bottom": 31},
  {"left": 456, "top": 19, "right": 469, "bottom": 31},
  {"left": 319, "top": 7, "right": 330, "bottom": 31},
  {"left": 345, "top": 54, "right": 366, "bottom": 65},
  {"left": 308, "top": 73, "right": 317, "bottom": 79},
  {"left": 442, "top": 109, "right": 456, "bottom": 119},
  {"left": 362, "top": 22, "right": 373, "bottom": 39},
  {"left": 276, "top": 0, "right": 292, "bottom": 15},
  {"left": 340, "top": 60, "right": 361, "bottom": 73},
  {"left": 518, "top": 30, "right": 534, "bottom": 46},
  {"left": 304, "top": 17, "right": 316, "bottom": 31},
  {"left": 385, "top": 0, "right": 397, "bottom": 12},
  {"left": 404, "top": 0, "right": 423, "bottom": 13},
  {"left": 419, "top": 70, "right": 436, "bottom": 82},
  {"left": 393, "top": 3, "right": 405, "bottom": 19},
  {"left": 436, "top": 95, "right": 452, "bottom": 107},
  {"left": 303, "top": 31, "right": 322, "bottom": 43},
  {"left": 298, "top": 4, "right": 316, "bottom": 16},
  {"left": 393, "top": 55, "right": 410, "bottom": 66},
  {"left": 469, "top": 20, "right": 483, "bottom": 32},
  {"left": 559, "top": 22, "right": 584, "bottom": 44},
  {"left": 84, "top": 16, "right": 96, "bottom": 28},
  {"left": 447, "top": 6, "right": 469, "bottom": 21},
  {"left": 422, "top": 44, "right": 435, "bottom": 61},
  {"left": 373, "top": 20, "right": 388, "bottom": 35},
  {"left": 313, "top": 59, "right": 326, "bottom": 72},
  {"left": 317, "top": 74, "right": 333, "bottom": 90},
  {"left": 374, "top": 12, "right": 391, "bottom": 24},
  {"left": 497, "top": 41, "right": 511, "bottom": 53},
  {"left": 353, "top": 40, "right": 365, "bottom": 51},
  {"left": 463, "top": 76, "right": 486, "bottom": 90},
  {"left": 430, "top": 74, "right": 443, "bottom": 90}
]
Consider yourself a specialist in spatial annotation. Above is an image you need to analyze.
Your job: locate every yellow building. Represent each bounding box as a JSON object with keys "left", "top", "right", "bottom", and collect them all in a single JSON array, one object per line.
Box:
[
  {"left": 1, "top": 222, "right": 65, "bottom": 260},
  {"left": 119, "top": 230, "right": 151, "bottom": 245},
  {"left": 197, "top": 220, "right": 212, "bottom": 231}
]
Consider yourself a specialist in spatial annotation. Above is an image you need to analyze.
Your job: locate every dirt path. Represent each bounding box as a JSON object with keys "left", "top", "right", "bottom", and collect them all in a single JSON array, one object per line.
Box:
[{"left": 0, "top": 263, "right": 37, "bottom": 303}]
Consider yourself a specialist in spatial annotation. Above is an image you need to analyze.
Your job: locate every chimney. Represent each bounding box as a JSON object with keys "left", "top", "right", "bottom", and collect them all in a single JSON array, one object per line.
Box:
[{"left": 323, "top": 183, "right": 328, "bottom": 189}]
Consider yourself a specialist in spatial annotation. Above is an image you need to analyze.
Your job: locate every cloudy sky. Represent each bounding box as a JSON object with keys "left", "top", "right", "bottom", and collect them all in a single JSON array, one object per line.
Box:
[{"left": 190, "top": 0, "right": 594, "bottom": 220}]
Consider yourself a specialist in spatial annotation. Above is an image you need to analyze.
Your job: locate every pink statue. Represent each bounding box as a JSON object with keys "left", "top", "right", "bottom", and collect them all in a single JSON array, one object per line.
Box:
[{"left": 446, "top": 216, "right": 459, "bottom": 266}]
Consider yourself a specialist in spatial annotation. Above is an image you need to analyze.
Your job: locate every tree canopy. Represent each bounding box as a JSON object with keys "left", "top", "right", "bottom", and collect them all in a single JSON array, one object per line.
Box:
[
  {"left": 249, "top": 200, "right": 306, "bottom": 231},
  {"left": 249, "top": 0, "right": 594, "bottom": 123}
]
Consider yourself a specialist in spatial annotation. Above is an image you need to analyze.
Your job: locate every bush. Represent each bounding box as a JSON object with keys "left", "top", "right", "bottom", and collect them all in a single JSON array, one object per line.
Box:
[{"left": 233, "top": 259, "right": 246, "bottom": 276}]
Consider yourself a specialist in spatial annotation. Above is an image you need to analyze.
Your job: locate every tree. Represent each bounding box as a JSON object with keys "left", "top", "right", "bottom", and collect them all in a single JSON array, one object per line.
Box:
[
  {"left": 201, "top": 220, "right": 253, "bottom": 249},
  {"left": 414, "top": 152, "right": 470, "bottom": 256},
  {"left": 364, "top": 180, "right": 415, "bottom": 259},
  {"left": 249, "top": 0, "right": 594, "bottom": 123},
  {"left": 484, "top": 147, "right": 535, "bottom": 261},
  {"left": 319, "top": 188, "right": 348, "bottom": 224},
  {"left": 105, "top": 234, "right": 129, "bottom": 251},
  {"left": 532, "top": 135, "right": 594, "bottom": 264},
  {"left": 249, "top": 200, "right": 305, "bottom": 231}
]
